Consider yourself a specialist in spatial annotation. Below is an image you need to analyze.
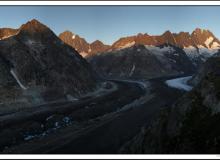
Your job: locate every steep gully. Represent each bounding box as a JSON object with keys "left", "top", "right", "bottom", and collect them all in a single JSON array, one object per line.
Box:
[{"left": 1, "top": 75, "right": 190, "bottom": 153}]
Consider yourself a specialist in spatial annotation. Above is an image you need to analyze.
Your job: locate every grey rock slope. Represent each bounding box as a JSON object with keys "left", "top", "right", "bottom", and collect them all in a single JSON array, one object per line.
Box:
[{"left": 88, "top": 44, "right": 196, "bottom": 79}]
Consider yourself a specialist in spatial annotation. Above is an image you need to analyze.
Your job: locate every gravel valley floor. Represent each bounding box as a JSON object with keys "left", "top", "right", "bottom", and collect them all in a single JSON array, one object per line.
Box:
[{"left": 1, "top": 76, "right": 187, "bottom": 154}]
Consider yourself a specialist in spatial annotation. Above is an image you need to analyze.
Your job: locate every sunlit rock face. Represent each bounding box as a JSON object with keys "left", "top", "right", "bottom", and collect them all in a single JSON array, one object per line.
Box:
[
  {"left": 0, "top": 28, "right": 18, "bottom": 40},
  {"left": 59, "top": 31, "right": 110, "bottom": 57}
]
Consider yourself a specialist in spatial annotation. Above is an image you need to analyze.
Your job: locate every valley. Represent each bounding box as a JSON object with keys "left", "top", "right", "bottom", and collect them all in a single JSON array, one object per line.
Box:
[
  {"left": 0, "top": 18, "right": 220, "bottom": 154},
  {"left": 1, "top": 75, "right": 186, "bottom": 153}
]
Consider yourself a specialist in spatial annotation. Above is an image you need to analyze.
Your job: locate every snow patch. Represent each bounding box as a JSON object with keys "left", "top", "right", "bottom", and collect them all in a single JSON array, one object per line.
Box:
[
  {"left": 183, "top": 46, "right": 198, "bottom": 59},
  {"left": 197, "top": 45, "right": 205, "bottom": 48},
  {"left": 72, "top": 35, "right": 76, "bottom": 39},
  {"left": 118, "top": 41, "right": 135, "bottom": 49},
  {"left": 211, "top": 42, "right": 220, "bottom": 49},
  {"left": 199, "top": 48, "right": 218, "bottom": 57},
  {"left": 80, "top": 52, "right": 88, "bottom": 57},
  {"left": 129, "top": 64, "right": 136, "bottom": 77},
  {"left": 184, "top": 46, "right": 218, "bottom": 61},
  {"left": 0, "top": 36, "right": 10, "bottom": 40},
  {"left": 66, "top": 94, "right": 78, "bottom": 101},
  {"left": 204, "top": 37, "right": 214, "bottom": 48},
  {"left": 46, "top": 115, "right": 54, "bottom": 121},
  {"left": 145, "top": 45, "right": 175, "bottom": 54},
  {"left": 25, "top": 39, "right": 36, "bottom": 45},
  {"left": 0, "top": 34, "right": 17, "bottom": 40},
  {"left": 165, "top": 76, "right": 193, "bottom": 91},
  {"left": 24, "top": 135, "right": 35, "bottom": 141},
  {"left": 10, "top": 69, "right": 27, "bottom": 90}
]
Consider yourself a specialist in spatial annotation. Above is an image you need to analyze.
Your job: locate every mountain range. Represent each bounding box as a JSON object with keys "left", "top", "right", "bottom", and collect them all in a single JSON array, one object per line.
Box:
[
  {"left": 2, "top": 24, "right": 219, "bottom": 80},
  {"left": 59, "top": 31, "right": 110, "bottom": 57},
  {"left": 59, "top": 28, "right": 220, "bottom": 60},
  {"left": 2, "top": 24, "right": 220, "bottom": 60}
]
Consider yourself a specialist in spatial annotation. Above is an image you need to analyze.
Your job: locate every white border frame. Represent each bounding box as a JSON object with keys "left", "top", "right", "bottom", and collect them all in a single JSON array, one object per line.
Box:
[
  {"left": 0, "top": 1, "right": 220, "bottom": 159},
  {"left": 0, "top": 1, "right": 219, "bottom": 5}
]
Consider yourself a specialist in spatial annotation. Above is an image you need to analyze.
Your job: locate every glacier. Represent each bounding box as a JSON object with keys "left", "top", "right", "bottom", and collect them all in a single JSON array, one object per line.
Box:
[{"left": 165, "top": 76, "right": 193, "bottom": 91}]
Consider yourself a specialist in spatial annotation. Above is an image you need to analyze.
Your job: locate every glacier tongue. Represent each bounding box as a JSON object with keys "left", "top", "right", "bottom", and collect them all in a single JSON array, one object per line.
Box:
[
  {"left": 10, "top": 69, "right": 27, "bottom": 90},
  {"left": 165, "top": 76, "right": 193, "bottom": 91}
]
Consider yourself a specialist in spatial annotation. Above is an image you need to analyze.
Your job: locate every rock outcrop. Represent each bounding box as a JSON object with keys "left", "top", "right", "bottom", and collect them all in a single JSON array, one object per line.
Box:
[
  {"left": 59, "top": 31, "right": 110, "bottom": 57},
  {"left": 120, "top": 56, "right": 220, "bottom": 153}
]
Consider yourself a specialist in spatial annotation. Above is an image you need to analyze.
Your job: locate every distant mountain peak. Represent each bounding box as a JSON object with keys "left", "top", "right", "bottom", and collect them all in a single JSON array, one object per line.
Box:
[
  {"left": 192, "top": 28, "right": 213, "bottom": 36},
  {"left": 137, "top": 33, "right": 145, "bottom": 37},
  {"left": 60, "top": 30, "right": 76, "bottom": 37},
  {"left": 177, "top": 31, "right": 190, "bottom": 36},
  {"left": 163, "top": 30, "right": 172, "bottom": 35},
  {"left": 19, "top": 19, "right": 51, "bottom": 34},
  {"left": 59, "top": 31, "right": 110, "bottom": 57},
  {"left": 91, "top": 40, "right": 104, "bottom": 45},
  {"left": 62, "top": 30, "right": 74, "bottom": 34}
]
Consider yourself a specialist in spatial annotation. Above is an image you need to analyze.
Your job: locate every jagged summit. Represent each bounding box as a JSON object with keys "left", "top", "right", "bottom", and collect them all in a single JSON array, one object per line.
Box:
[
  {"left": 162, "top": 30, "right": 173, "bottom": 36},
  {"left": 19, "top": 19, "right": 50, "bottom": 33},
  {"left": 91, "top": 40, "right": 104, "bottom": 45},
  {"left": 59, "top": 31, "right": 110, "bottom": 57},
  {"left": 191, "top": 28, "right": 213, "bottom": 36},
  {"left": 136, "top": 33, "right": 146, "bottom": 37},
  {"left": 59, "top": 30, "right": 76, "bottom": 38},
  {"left": 192, "top": 28, "right": 210, "bottom": 34},
  {"left": 61, "top": 30, "right": 74, "bottom": 34},
  {"left": 0, "top": 19, "right": 52, "bottom": 41}
]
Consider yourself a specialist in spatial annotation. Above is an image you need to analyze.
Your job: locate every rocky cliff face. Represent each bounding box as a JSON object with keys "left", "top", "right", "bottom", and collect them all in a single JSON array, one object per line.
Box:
[
  {"left": 59, "top": 31, "right": 110, "bottom": 57},
  {"left": 120, "top": 56, "right": 220, "bottom": 153},
  {"left": 0, "top": 19, "right": 99, "bottom": 111},
  {"left": 88, "top": 44, "right": 196, "bottom": 79},
  {"left": 112, "top": 28, "right": 220, "bottom": 50},
  {"left": 0, "top": 28, "right": 18, "bottom": 40}
]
